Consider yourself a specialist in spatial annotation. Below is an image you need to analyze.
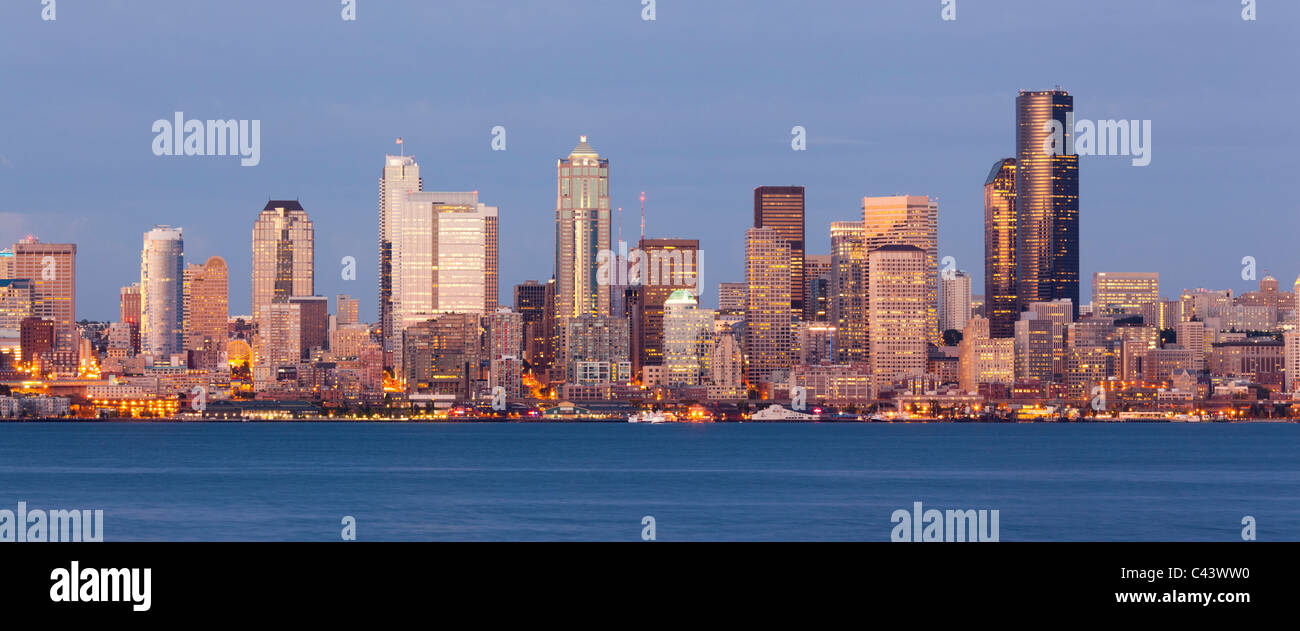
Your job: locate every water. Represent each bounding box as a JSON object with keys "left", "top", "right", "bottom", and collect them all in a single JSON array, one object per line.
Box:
[{"left": 0, "top": 422, "right": 1296, "bottom": 541}]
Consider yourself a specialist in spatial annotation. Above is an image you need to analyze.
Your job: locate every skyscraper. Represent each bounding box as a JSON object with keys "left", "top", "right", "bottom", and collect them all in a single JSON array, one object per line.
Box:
[
  {"left": 254, "top": 302, "right": 301, "bottom": 391},
  {"left": 631, "top": 237, "right": 699, "bottom": 374},
  {"left": 389, "top": 191, "right": 497, "bottom": 369},
  {"left": 119, "top": 283, "right": 141, "bottom": 355},
  {"left": 554, "top": 136, "right": 611, "bottom": 321},
  {"left": 803, "top": 254, "right": 833, "bottom": 322},
  {"left": 1015, "top": 89, "right": 1080, "bottom": 318},
  {"left": 11, "top": 238, "right": 76, "bottom": 360},
  {"left": 182, "top": 256, "right": 229, "bottom": 353},
  {"left": 290, "top": 295, "right": 329, "bottom": 359},
  {"left": 984, "top": 157, "right": 1018, "bottom": 337},
  {"left": 862, "top": 195, "right": 939, "bottom": 346},
  {"left": 868, "top": 245, "right": 928, "bottom": 389},
  {"left": 251, "top": 200, "right": 315, "bottom": 321},
  {"left": 830, "top": 221, "right": 867, "bottom": 362},
  {"left": 141, "top": 226, "right": 184, "bottom": 360},
  {"left": 663, "top": 290, "right": 714, "bottom": 386},
  {"left": 514, "top": 280, "right": 547, "bottom": 366},
  {"left": 379, "top": 153, "right": 422, "bottom": 367},
  {"left": 744, "top": 227, "right": 792, "bottom": 384},
  {"left": 940, "top": 270, "right": 972, "bottom": 335},
  {"left": 753, "top": 186, "right": 805, "bottom": 316}
]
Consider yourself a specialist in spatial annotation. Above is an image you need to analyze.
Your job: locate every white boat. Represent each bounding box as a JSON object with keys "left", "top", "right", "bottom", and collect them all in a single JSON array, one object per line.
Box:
[
  {"left": 748, "top": 405, "right": 816, "bottom": 421},
  {"left": 628, "top": 411, "right": 673, "bottom": 424}
]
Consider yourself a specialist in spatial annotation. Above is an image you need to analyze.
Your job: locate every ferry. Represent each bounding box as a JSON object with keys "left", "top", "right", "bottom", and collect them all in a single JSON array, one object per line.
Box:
[
  {"left": 748, "top": 405, "right": 817, "bottom": 421},
  {"left": 628, "top": 411, "right": 674, "bottom": 424}
]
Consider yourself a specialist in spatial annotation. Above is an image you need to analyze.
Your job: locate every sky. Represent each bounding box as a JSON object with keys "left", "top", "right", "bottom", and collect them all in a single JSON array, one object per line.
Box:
[{"left": 1, "top": 0, "right": 1297, "bottom": 322}]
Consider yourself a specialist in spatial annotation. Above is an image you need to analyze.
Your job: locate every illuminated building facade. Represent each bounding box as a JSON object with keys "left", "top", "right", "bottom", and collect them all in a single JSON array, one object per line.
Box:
[
  {"left": 251, "top": 201, "right": 315, "bottom": 322},
  {"left": 753, "top": 186, "right": 805, "bottom": 315},
  {"left": 983, "top": 157, "right": 1017, "bottom": 337},
  {"left": 1015, "top": 89, "right": 1080, "bottom": 318}
]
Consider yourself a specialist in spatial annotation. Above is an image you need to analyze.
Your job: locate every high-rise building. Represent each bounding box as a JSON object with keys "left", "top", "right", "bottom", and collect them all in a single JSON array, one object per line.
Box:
[
  {"left": 336, "top": 294, "right": 359, "bottom": 326},
  {"left": 958, "top": 316, "right": 1015, "bottom": 392},
  {"left": 254, "top": 302, "right": 301, "bottom": 390},
  {"left": 402, "top": 313, "right": 480, "bottom": 397},
  {"left": 554, "top": 136, "right": 611, "bottom": 321},
  {"left": 20, "top": 317, "right": 54, "bottom": 364},
  {"left": 563, "top": 315, "right": 629, "bottom": 383},
  {"left": 183, "top": 256, "right": 228, "bottom": 352},
  {"left": 868, "top": 245, "right": 929, "bottom": 389},
  {"left": 140, "top": 226, "right": 184, "bottom": 360},
  {"left": 830, "top": 221, "right": 867, "bottom": 362},
  {"left": 290, "top": 296, "right": 329, "bottom": 359},
  {"left": 862, "top": 195, "right": 939, "bottom": 346},
  {"left": 11, "top": 238, "right": 76, "bottom": 359},
  {"left": 663, "top": 290, "right": 714, "bottom": 386},
  {"left": 804, "top": 254, "right": 833, "bottom": 322},
  {"left": 744, "top": 227, "right": 792, "bottom": 384},
  {"left": 514, "top": 280, "right": 547, "bottom": 367},
  {"left": 485, "top": 308, "right": 525, "bottom": 361},
  {"left": 119, "top": 283, "right": 141, "bottom": 355},
  {"left": 708, "top": 329, "right": 745, "bottom": 400},
  {"left": 940, "top": 270, "right": 972, "bottom": 335},
  {"left": 753, "top": 186, "right": 805, "bottom": 315},
  {"left": 389, "top": 191, "right": 497, "bottom": 369},
  {"left": 0, "top": 279, "right": 33, "bottom": 331},
  {"left": 1092, "top": 272, "right": 1159, "bottom": 316},
  {"left": 251, "top": 201, "right": 314, "bottom": 321},
  {"left": 379, "top": 153, "right": 422, "bottom": 367},
  {"left": 631, "top": 238, "right": 699, "bottom": 373},
  {"left": 1015, "top": 89, "right": 1080, "bottom": 318},
  {"left": 983, "top": 157, "right": 1018, "bottom": 337},
  {"left": 717, "top": 283, "right": 747, "bottom": 314}
]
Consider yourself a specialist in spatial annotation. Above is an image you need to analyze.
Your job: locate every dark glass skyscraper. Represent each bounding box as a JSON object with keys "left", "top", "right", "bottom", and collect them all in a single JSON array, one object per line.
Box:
[
  {"left": 753, "top": 186, "right": 805, "bottom": 316},
  {"left": 1015, "top": 89, "right": 1079, "bottom": 319},
  {"left": 984, "top": 157, "right": 1017, "bottom": 337}
]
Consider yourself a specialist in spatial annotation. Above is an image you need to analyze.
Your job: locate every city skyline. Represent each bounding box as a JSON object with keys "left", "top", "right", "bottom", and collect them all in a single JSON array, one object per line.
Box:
[{"left": 2, "top": 2, "right": 1295, "bottom": 322}]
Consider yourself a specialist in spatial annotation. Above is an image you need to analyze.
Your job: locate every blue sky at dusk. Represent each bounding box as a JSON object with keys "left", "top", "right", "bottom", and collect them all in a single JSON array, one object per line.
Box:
[{"left": 1, "top": 0, "right": 1296, "bottom": 321}]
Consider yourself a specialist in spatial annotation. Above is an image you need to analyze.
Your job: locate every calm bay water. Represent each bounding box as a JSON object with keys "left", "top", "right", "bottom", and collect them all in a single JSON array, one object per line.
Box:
[{"left": 0, "top": 422, "right": 1296, "bottom": 541}]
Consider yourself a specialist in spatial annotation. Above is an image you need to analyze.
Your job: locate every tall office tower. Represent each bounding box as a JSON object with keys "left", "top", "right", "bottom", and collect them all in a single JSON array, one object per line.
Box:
[
  {"left": 1015, "top": 316, "right": 1063, "bottom": 383},
  {"left": 940, "top": 270, "right": 972, "bottom": 335},
  {"left": 554, "top": 136, "right": 611, "bottom": 321},
  {"left": 290, "top": 296, "right": 329, "bottom": 358},
  {"left": 0, "top": 279, "right": 32, "bottom": 331},
  {"left": 140, "top": 226, "right": 184, "bottom": 361},
  {"left": 251, "top": 201, "right": 315, "bottom": 322},
  {"left": 119, "top": 283, "right": 141, "bottom": 355},
  {"left": 830, "top": 221, "right": 867, "bottom": 362},
  {"left": 868, "top": 245, "right": 929, "bottom": 389},
  {"left": 379, "top": 153, "right": 422, "bottom": 367},
  {"left": 182, "top": 256, "right": 229, "bottom": 352},
  {"left": 631, "top": 238, "right": 699, "bottom": 373},
  {"left": 663, "top": 290, "right": 714, "bottom": 386},
  {"left": 1015, "top": 89, "right": 1080, "bottom": 318},
  {"left": 753, "top": 186, "right": 805, "bottom": 315},
  {"left": 744, "top": 227, "right": 793, "bottom": 384},
  {"left": 1175, "top": 320, "right": 1209, "bottom": 371},
  {"left": 717, "top": 282, "right": 747, "bottom": 314},
  {"left": 542, "top": 277, "right": 559, "bottom": 381},
  {"left": 0, "top": 248, "right": 11, "bottom": 278},
  {"left": 1092, "top": 272, "right": 1159, "bottom": 316},
  {"left": 336, "top": 295, "right": 359, "bottom": 326},
  {"left": 862, "top": 195, "right": 939, "bottom": 346},
  {"left": 803, "top": 254, "right": 833, "bottom": 322},
  {"left": 254, "top": 302, "right": 301, "bottom": 390},
  {"left": 11, "top": 238, "right": 76, "bottom": 359},
  {"left": 984, "top": 157, "right": 1018, "bottom": 337},
  {"left": 484, "top": 213, "right": 499, "bottom": 312},
  {"left": 389, "top": 191, "right": 497, "bottom": 368},
  {"left": 514, "top": 280, "right": 547, "bottom": 365},
  {"left": 796, "top": 322, "right": 836, "bottom": 366}
]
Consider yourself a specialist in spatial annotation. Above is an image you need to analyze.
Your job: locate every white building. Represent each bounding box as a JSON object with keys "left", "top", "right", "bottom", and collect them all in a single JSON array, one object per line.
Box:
[{"left": 140, "top": 226, "right": 184, "bottom": 361}]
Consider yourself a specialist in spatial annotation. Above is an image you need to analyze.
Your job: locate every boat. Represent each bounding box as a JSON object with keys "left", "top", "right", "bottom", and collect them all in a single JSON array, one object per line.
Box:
[
  {"left": 628, "top": 411, "right": 674, "bottom": 424},
  {"left": 748, "top": 405, "right": 816, "bottom": 421}
]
